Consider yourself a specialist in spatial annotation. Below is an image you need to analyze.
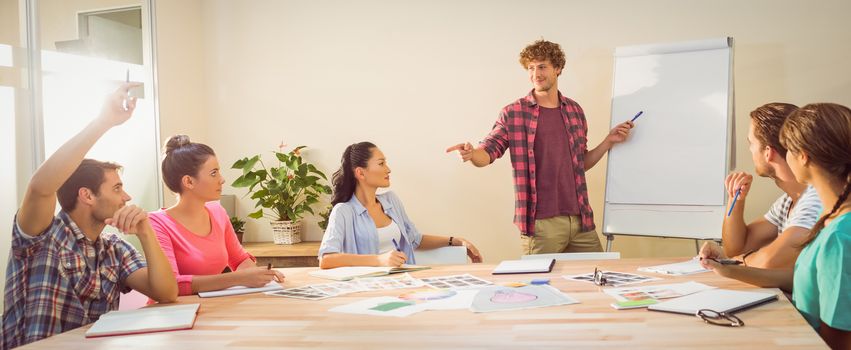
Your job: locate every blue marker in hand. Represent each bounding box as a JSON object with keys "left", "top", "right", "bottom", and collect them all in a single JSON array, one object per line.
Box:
[
  {"left": 630, "top": 111, "right": 644, "bottom": 122},
  {"left": 391, "top": 238, "right": 401, "bottom": 252},
  {"left": 727, "top": 189, "right": 741, "bottom": 216}
]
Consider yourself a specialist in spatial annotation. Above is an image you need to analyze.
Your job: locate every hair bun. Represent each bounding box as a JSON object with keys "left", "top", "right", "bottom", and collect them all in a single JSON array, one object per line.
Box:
[{"left": 164, "top": 134, "right": 191, "bottom": 155}]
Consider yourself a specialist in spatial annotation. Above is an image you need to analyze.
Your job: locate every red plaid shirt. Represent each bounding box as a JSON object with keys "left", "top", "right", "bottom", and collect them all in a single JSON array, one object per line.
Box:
[{"left": 481, "top": 90, "right": 595, "bottom": 236}]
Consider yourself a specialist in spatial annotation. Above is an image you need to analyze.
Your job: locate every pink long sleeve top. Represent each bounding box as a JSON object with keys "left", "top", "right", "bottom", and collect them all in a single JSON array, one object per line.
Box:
[{"left": 148, "top": 201, "right": 255, "bottom": 295}]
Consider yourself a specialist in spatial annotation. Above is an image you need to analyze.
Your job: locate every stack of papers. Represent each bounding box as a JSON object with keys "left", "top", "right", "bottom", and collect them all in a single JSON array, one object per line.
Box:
[
  {"left": 309, "top": 265, "right": 430, "bottom": 281},
  {"left": 86, "top": 303, "right": 200, "bottom": 338},
  {"left": 638, "top": 258, "right": 710, "bottom": 276},
  {"left": 420, "top": 274, "right": 493, "bottom": 289},
  {"left": 603, "top": 281, "right": 716, "bottom": 309},
  {"left": 329, "top": 289, "right": 480, "bottom": 317},
  {"left": 267, "top": 273, "right": 426, "bottom": 300},
  {"left": 470, "top": 285, "right": 578, "bottom": 313},
  {"left": 564, "top": 270, "right": 661, "bottom": 287},
  {"left": 198, "top": 281, "right": 283, "bottom": 298}
]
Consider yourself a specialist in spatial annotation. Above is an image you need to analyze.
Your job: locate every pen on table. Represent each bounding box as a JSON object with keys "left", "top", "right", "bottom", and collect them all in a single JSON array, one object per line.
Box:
[
  {"left": 630, "top": 110, "right": 644, "bottom": 123},
  {"left": 391, "top": 238, "right": 401, "bottom": 252},
  {"left": 727, "top": 188, "right": 741, "bottom": 217}
]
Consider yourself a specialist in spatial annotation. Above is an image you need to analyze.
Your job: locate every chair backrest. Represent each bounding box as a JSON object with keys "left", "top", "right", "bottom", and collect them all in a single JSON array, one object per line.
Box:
[
  {"left": 414, "top": 246, "right": 468, "bottom": 265},
  {"left": 521, "top": 252, "right": 621, "bottom": 261}
]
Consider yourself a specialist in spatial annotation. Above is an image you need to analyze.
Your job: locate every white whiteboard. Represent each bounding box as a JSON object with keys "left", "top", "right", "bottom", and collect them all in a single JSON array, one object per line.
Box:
[{"left": 603, "top": 38, "right": 733, "bottom": 240}]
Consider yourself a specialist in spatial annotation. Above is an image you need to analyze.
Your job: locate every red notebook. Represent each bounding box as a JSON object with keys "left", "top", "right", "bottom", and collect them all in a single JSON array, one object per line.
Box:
[{"left": 85, "top": 303, "right": 200, "bottom": 338}]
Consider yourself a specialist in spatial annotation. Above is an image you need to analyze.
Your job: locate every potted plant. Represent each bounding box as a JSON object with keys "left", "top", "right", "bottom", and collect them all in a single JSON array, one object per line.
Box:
[
  {"left": 317, "top": 204, "right": 332, "bottom": 231},
  {"left": 231, "top": 145, "right": 331, "bottom": 244},
  {"left": 229, "top": 216, "right": 246, "bottom": 244}
]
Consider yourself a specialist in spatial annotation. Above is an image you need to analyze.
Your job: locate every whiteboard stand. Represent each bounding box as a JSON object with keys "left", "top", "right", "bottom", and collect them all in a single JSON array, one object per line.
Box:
[
  {"left": 604, "top": 235, "right": 706, "bottom": 254},
  {"left": 602, "top": 37, "right": 735, "bottom": 252}
]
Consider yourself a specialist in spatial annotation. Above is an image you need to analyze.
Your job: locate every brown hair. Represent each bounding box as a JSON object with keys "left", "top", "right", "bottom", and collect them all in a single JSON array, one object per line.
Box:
[
  {"left": 749, "top": 103, "right": 798, "bottom": 158},
  {"left": 162, "top": 135, "right": 216, "bottom": 193},
  {"left": 331, "top": 142, "right": 376, "bottom": 206},
  {"left": 519, "top": 40, "right": 565, "bottom": 71},
  {"left": 57, "top": 159, "right": 122, "bottom": 212},
  {"left": 779, "top": 103, "right": 851, "bottom": 245}
]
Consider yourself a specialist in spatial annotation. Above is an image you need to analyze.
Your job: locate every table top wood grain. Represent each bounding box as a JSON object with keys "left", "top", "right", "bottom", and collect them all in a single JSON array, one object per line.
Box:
[
  {"left": 20, "top": 258, "right": 827, "bottom": 349},
  {"left": 243, "top": 241, "right": 320, "bottom": 258}
]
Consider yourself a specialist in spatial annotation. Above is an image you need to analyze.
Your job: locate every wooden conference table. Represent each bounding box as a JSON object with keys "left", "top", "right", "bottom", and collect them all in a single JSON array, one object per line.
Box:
[{"left": 21, "top": 258, "right": 827, "bottom": 349}]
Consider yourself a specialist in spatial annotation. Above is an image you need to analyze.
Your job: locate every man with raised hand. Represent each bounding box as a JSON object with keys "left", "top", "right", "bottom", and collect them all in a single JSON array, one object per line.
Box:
[{"left": 2, "top": 83, "right": 178, "bottom": 348}]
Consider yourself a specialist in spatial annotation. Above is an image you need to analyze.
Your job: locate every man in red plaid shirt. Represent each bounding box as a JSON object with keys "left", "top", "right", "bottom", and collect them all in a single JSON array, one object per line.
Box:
[{"left": 447, "top": 40, "right": 633, "bottom": 254}]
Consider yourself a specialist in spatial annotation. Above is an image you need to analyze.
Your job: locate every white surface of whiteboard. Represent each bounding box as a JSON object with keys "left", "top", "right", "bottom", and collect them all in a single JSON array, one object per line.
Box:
[{"left": 603, "top": 38, "right": 733, "bottom": 240}]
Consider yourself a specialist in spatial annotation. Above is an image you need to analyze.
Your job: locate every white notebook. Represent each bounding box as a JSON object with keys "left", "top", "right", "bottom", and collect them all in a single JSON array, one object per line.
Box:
[
  {"left": 647, "top": 289, "right": 778, "bottom": 315},
  {"left": 198, "top": 280, "right": 284, "bottom": 298},
  {"left": 86, "top": 303, "right": 200, "bottom": 338},
  {"left": 492, "top": 259, "right": 555, "bottom": 275}
]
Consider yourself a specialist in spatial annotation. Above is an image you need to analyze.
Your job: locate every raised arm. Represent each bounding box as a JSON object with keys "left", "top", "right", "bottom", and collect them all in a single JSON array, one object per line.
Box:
[
  {"left": 17, "top": 83, "right": 140, "bottom": 236},
  {"left": 445, "top": 143, "right": 492, "bottom": 168},
  {"left": 446, "top": 111, "right": 510, "bottom": 168},
  {"left": 584, "top": 121, "right": 633, "bottom": 171}
]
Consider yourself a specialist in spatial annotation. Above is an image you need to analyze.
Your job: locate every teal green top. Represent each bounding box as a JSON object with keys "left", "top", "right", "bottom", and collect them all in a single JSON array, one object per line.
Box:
[{"left": 793, "top": 212, "right": 851, "bottom": 331}]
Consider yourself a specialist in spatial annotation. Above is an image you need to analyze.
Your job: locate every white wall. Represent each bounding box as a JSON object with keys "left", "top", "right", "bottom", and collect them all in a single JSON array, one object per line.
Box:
[
  {"left": 157, "top": 0, "right": 851, "bottom": 263},
  {"left": 154, "top": 0, "right": 207, "bottom": 207}
]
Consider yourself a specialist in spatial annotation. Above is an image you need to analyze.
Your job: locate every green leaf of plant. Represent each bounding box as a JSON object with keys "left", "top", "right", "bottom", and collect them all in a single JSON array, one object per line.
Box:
[
  {"left": 231, "top": 157, "right": 247, "bottom": 169},
  {"left": 250, "top": 188, "right": 269, "bottom": 200},
  {"left": 248, "top": 209, "right": 263, "bottom": 219},
  {"left": 231, "top": 173, "right": 256, "bottom": 187},
  {"left": 275, "top": 151, "right": 288, "bottom": 163},
  {"left": 307, "top": 164, "right": 327, "bottom": 179},
  {"left": 242, "top": 155, "right": 260, "bottom": 174}
]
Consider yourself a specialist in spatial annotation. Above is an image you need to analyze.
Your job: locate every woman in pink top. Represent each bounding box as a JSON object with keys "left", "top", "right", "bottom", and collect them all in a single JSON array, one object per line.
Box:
[{"left": 149, "top": 135, "right": 284, "bottom": 295}]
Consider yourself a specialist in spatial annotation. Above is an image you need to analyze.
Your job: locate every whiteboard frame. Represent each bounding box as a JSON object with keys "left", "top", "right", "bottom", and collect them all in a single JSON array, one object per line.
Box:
[{"left": 602, "top": 37, "right": 735, "bottom": 244}]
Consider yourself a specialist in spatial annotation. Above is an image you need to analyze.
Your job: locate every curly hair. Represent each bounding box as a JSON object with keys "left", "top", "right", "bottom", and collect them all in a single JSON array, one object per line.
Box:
[{"left": 519, "top": 40, "right": 565, "bottom": 71}]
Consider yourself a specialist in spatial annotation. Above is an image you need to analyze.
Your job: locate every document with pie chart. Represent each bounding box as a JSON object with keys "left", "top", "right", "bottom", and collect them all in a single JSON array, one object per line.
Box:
[{"left": 470, "top": 285, "right": 578, "bottom": 313}]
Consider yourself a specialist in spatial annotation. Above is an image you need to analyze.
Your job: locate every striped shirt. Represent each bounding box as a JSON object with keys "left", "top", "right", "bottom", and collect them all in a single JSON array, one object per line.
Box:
[
  {"left": 764, "top": 185, "right": 822, "bottom": 234},
  {"left": 1, "top": 212, "right": 146, "bottom": 348},
  {"left": 480, "top": 90, "right": 595, "bottom": 236}
]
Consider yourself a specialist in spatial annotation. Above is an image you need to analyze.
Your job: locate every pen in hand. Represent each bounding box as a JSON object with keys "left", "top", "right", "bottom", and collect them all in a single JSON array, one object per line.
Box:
[
  {"left": 630, "top": 110, "right": 644, "bottom": 122},
  {"left": 700, "top": 257, "right": 743, "bottom": 265},
  {"left": 727, "top": 188, "right": 741, "bottom": 217},
  {"left": 267, "top": 262, "right": 282, "bottom": 283},
  {"left": 122, "top": 68, "right": 130, "bottom": 111}
]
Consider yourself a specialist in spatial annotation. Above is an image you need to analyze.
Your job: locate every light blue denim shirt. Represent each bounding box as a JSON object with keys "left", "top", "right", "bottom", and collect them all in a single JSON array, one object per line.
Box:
[{"left": 318, "top": 191, "right": 423, "bottom": 264}]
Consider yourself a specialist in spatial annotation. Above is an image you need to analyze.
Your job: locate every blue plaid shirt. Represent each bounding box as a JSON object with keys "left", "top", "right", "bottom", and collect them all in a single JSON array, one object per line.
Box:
[{"left": 2, "top": 212, "right": 146, "bottom": 348}]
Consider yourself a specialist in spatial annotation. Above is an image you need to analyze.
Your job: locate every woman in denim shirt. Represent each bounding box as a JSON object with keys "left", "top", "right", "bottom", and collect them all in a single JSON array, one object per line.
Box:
[{"left": 319, "top": 142, "right": 483, "bottom": 268}]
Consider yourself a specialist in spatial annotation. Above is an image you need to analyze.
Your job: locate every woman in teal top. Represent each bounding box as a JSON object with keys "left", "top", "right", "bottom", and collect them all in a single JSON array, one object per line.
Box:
[{"left": 699, "top": 103, "right": 851, "bottom": 349}]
